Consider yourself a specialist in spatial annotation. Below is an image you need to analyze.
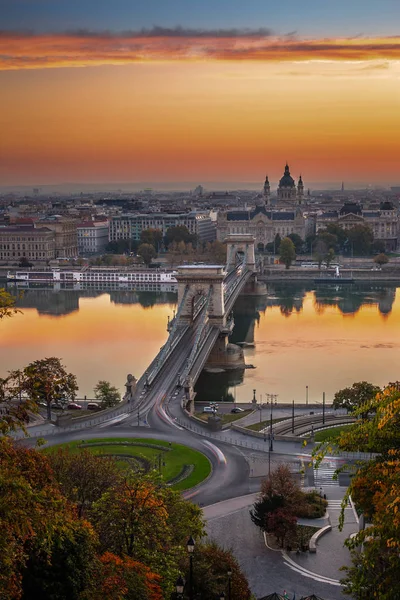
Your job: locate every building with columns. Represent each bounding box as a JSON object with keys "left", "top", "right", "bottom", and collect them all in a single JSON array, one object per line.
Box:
[{"left": 316, "top": 200, "right": 399, "bottom": 251}]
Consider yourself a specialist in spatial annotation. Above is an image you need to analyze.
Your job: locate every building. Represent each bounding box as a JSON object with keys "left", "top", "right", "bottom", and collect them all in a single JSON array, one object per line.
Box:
[
  {"left": 217, "top": 164, "right": 307, "bottom": 249},
  {"left": 217, "top": 206, "right": 306, "bottom": 250},
  {"left": 77, "top": 221, "right": 109, "bottom": 255},
  {"left": 36, "top": 216, "right": 78, "bottom": 258},
  {"left": 109, "top": 211, "right": 215, "bottom": 243},
  {"left": 317, "top": 200, "right": 399, "bottom": 251},
  {"left": 0, "top": 226, "right": 55, "bottom": 262}
]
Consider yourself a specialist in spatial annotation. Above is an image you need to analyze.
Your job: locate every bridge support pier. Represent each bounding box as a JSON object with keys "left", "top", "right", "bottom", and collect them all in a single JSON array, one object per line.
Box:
[{"left": 205, "top": 333, "right": 245, "bottom": 370}]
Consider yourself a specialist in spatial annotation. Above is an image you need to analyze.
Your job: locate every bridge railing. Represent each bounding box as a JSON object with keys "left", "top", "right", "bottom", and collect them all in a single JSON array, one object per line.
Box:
[{"left": 181, "top": 287, "right": 213, "bottom": 383}]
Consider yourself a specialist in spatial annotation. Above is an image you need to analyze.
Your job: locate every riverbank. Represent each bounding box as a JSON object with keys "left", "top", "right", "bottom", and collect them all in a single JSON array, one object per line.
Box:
[{"left": 260, "top": 266, "right": 400, "bottom": 283}]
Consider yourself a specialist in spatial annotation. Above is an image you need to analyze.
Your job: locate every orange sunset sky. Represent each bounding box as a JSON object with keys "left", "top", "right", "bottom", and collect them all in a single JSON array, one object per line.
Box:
[{"left": 1, "top": 1, "right": 400, "bottom": 188}]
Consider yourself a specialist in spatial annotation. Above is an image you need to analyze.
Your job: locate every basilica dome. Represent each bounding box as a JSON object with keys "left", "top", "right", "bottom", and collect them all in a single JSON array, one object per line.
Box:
[{"left": 279, "top": 163, "right": 295, "bottom": 188}]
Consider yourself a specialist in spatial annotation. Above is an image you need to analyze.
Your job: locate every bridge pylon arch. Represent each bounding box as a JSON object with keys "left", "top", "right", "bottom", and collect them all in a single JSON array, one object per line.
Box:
[
  {"left": 175, "top": 265, "right": 226, "bottom": 326},
  {"left": 224, "top": 234, "right": 256, "bottom": 271}
]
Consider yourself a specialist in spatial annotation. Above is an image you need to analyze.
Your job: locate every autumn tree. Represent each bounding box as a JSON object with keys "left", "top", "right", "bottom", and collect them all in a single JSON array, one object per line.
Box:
[
  {"left": 48, "top": 447, "right": 122, "bottom": 517},
  {"left": 137, "top": 243, "right": 157, "bottom": 266},
  {"left": 265, "top": 508, "right": 297, "bottom": 547},
  {"left": 0, "top": 438, "right": 97, "bottom": 599},
  {"left": 374, "top": 253, "right": 389, "bottom": 267},
  {"left": 94, "top": 380, "right": 121, "bottom": 408},
  {"left": 164, "top": 225, "right": 197, "bottom": 248},
  {"left": 250, "top": 494, "right": 285, "bottom": 531},
  {"left": 279, "top": 237, "right": 296, "bottom": 269},
  {"left": 83, "top": 552, "right": 163, "bottom": 600},
  {"left": 20, "top": 357, "right": 78, "bottom": 420},
  {"left": 332, "top": 381, "right": 381, "bottom": 417},
  {"left": 313, "top": 383, "right": 400, "bottom": 598}
]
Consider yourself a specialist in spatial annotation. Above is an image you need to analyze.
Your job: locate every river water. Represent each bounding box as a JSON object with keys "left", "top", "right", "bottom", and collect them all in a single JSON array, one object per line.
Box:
[{"left": 1, "top": 282, "right": 399, "bottom": 403}]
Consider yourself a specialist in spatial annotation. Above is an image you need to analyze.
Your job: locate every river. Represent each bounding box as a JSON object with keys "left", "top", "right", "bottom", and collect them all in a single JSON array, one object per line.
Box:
[{"left": 1, "top": 282, "right": 399, "bottom": 403}]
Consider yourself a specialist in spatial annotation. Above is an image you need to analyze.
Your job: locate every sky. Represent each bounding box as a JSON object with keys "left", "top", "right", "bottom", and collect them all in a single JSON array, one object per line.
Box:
[{"left": 1, "top": 1, "right": 400, "bottom": 189}]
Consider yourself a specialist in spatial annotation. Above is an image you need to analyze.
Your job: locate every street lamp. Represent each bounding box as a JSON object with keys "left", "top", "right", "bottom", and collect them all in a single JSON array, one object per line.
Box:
[
  {"left": 175, "top": 575, "right": 185, "bottom": 599},
  {"left": 306, "top": 385, "right": 309, "bottom": 406},
  {"left": 227, "top": 569, "right": 232, "bottom": 600},
  {"left": 187, "top": 536, "right": 195, "bottom": 600}
]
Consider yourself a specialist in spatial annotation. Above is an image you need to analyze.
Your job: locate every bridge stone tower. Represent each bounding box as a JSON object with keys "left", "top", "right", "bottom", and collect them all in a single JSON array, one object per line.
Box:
[
  {"left": 175, "top": 265, "right": 226, "bottom": 326},
  {"left": 225, "top": 234, "right": 256, "bottom": 272}
]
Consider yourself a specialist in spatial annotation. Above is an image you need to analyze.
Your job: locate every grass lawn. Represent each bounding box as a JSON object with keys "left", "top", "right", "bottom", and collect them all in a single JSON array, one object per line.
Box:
[
  {"left": 246, "top": 417, "right": 287, "bottom": 431},
  {"left": 314, "top": 424, "right": 352, "bottom": 442},
  {"left": 44, "top": 437, "right": 211, "bottom": 492},
  {"left": 195, "top": 410, "right": 252, "bottom": 424}
]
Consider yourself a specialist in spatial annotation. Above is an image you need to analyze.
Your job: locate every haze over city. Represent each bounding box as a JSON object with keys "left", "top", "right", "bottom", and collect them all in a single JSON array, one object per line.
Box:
[{"left": 1, "top": 0, "right": 400, "bottom": 189}]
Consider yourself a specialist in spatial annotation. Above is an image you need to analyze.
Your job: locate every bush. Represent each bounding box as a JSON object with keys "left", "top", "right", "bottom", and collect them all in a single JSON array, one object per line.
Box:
[{"left": 296, "top": 491, "right": 327, "bottom": 519}]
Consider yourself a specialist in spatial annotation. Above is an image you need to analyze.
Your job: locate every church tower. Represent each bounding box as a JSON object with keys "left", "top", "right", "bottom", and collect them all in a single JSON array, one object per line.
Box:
[
  {"left": 297, "top": 175, "right": 304, "bottom": 204},
  {"left": 263, "top": 175, "right": 271, "bottom": 205},
  {"left": 277, "top": 163, "right": 297, "bottom": 203}
]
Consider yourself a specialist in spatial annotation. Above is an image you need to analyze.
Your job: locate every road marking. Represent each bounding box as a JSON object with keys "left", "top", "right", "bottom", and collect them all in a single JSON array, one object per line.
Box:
[
  {"left": 282, "top": 552, "right": 342, "bottom": 586},
  {"left": 202, "top": 440, "right": 227, "bottom": 464},
  {"left": 96, "top": 414, "right": 130, "bottom": 428}
]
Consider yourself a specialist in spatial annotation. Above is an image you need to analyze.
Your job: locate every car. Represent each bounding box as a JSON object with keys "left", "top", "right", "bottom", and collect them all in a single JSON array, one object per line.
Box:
[
  {"left": 203, "top": 406, "right": 216, "bottom": 413},
  {"left": 231, "top": 407, "right": 245, "bottom": 413},
  {"left": 67, "top": 402, "right": 82, "bottom": 410},
  {"left": 87, "top": 402, "right": 100, "bottom": 411},
  {"left": 50, "top": 402, "right": 63, "bottom": 410}
]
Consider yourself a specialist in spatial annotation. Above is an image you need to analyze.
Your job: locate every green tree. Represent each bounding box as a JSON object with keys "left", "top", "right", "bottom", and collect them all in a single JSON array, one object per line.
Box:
[
  {"left": 250, "top": 494, "right": 285, "bottom": 531},
  {"left": 164, "top": 226, "right": 197, "bottom": 248},
  {"left": 332, "top": 381, "right": 381, "bottom": 417},
  {"left": 0, "top": 288, "right": 21, "bottom": 320},
  {"left": 140, "top": 229, "right": 163, "bottom": 250},
  {"left": 374, "top": 253, "right": 389, "bottom": 267},
  {"left": 325, "top": 223, "right": 347, "bottom": 249},
  {"left": 0, "top": 371, "right": 39, "bottom": 437},
  {"left": 279, "top": 237, "right": 296, "bottom": 269},
  {"left": 314, "top": 239, "right": 327, "bottom": 269},
  {"left": 138, "top": 243, "right": 157, "bottom": 266},
  {"left": 94, "top": 380, "right": 121, "bottom": 408},
  {"left": 325, "top": 247, "right": 336, "bottom": 267},
  {"left": 287, "top": 233, "right": 304, "bottom": 253},
  {"left": 347, "top": 224, "right": 374, "bottom": 256},
  {"left": 20, "top": 357, "right": 78, "bottom": 421},
  {"left": 179, "top": 542, "right": 252, "bottom": 600}
]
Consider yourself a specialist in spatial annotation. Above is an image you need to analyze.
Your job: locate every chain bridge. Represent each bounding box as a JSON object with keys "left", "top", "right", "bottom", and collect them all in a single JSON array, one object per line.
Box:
[{"left": 137, "top": 235, "right": 257, "bottom": 412}]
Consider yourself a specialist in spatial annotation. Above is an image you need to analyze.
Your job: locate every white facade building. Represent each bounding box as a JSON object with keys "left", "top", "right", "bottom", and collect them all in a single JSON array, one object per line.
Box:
[{"left": 77, "top": 221, "right": 109, "bottom": 255}]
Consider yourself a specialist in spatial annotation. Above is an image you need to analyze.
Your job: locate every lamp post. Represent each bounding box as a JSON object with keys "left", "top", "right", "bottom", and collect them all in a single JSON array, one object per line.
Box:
[
  {"left": 306, "top": 385, "right": 309, "bottom": 406},
  {"left": 227, "top": 569, "right": 232, "bottom": 600},
  {"left": 187, "top": 536, "right": 195, "bottom": 600},
  {"left": 175, "top": 575, "right": 184, "bottom": 599}
]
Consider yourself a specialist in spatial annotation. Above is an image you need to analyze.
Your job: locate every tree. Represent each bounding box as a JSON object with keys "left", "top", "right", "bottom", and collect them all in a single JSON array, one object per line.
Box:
[
  {"left": 0, "top": 288, "right": 21, "bottom": 320},
  {"left": 325, "top": 223, "right": 347, "bottom": 249},
  {"left": 48, "top": 447, "right": 122, "bottom": 517},
  {"left": 346, "top": 224, "right": 374, "bottom": 256},
  {"left": 94, "top": 380, "right": 121, "bottom": 409},
  {"left": 138, "top": 243, "right": 157, "bottom": 266},
  {"left": 164, "top": 226, "right": 197, "bottom": 248},
  {"left": 18, "top": 256, "right": 33, "bottom": 268},
  {"left": 314, "top": 239, "right": 327, "bottom": 269},
  {"left": 179, "top": 542, "right": 252, "bottom": 600},
  {"left": 0, "top": 438, "right": 96, "bottom": 599},
  {"left": 140, "top": 229, "right": 163, "bottom": 251},
  {"left": 332, "top": 381, "right": 380, "bottom": 417},
  {"left": 0, "top": 370, "right": 39, "bottom": 437},
  {"left": 279, "top": 237, "right": 296, "bottom": 269},
  {"left": 84, "top": 552, "right": 163, "bottom": 600},
  {"left": 20, "top": 357, "right": 78, "bottom": 421},
  {"left": 325, "top": 247, "right": 335, "bottom": 267},
  {"left": 250, "top": 494, "right": 285, "bottom": 531},
  {"left": 265, "top": 508, "right": 297, "bottom": 547},
  {"left": 330, "top": 384, "right": 400, "bottom": 598},
  {"left": 287, "top": 233, "right": 304, "bottom": 253},
  {"left": 374, "top": 253, "right": 389, "bottom": 267}
]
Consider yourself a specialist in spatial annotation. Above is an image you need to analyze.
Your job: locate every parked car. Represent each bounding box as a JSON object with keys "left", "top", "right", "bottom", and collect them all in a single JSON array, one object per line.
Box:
[
  {"left": 50, "top": 402, "right": 62, "bottom": 410},
  {"left": 87, "top": 402, "right": 100, "bottom": 411},
  {"left": 67, "top": 402, "right": 82, "bottom": 410},
  {"left": 231, "top": 407, "right": 244, "bottom": 413},
  {"left": 203, "top": 406, "right": 216, "bottom": 413}
]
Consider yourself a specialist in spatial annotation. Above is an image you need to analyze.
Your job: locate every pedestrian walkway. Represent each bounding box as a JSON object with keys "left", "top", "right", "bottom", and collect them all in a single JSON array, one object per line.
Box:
[{"left": 313, "top": 461, "right": 340, "bottom": 487}]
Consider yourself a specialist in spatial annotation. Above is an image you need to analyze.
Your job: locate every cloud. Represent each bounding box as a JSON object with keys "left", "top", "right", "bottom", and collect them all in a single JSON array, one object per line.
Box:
[{"left": 0, "top": 29, "right": 400, "bottom": 70}]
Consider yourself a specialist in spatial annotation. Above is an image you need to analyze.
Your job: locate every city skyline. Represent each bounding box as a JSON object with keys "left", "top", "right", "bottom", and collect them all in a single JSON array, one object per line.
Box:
[{"left": 1, "top": 1, "right": 400, "bottom": 186}]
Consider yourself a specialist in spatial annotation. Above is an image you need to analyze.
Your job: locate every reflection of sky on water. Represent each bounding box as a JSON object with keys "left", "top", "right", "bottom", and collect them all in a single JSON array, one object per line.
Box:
[{"left": 1, "top": 284, "right": 399, "bottom": 402}]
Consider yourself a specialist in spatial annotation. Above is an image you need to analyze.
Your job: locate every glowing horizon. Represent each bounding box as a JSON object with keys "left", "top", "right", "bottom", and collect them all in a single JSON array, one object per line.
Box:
[{"left": 1, "top": 27, "right": 400, "bottom": 187}]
